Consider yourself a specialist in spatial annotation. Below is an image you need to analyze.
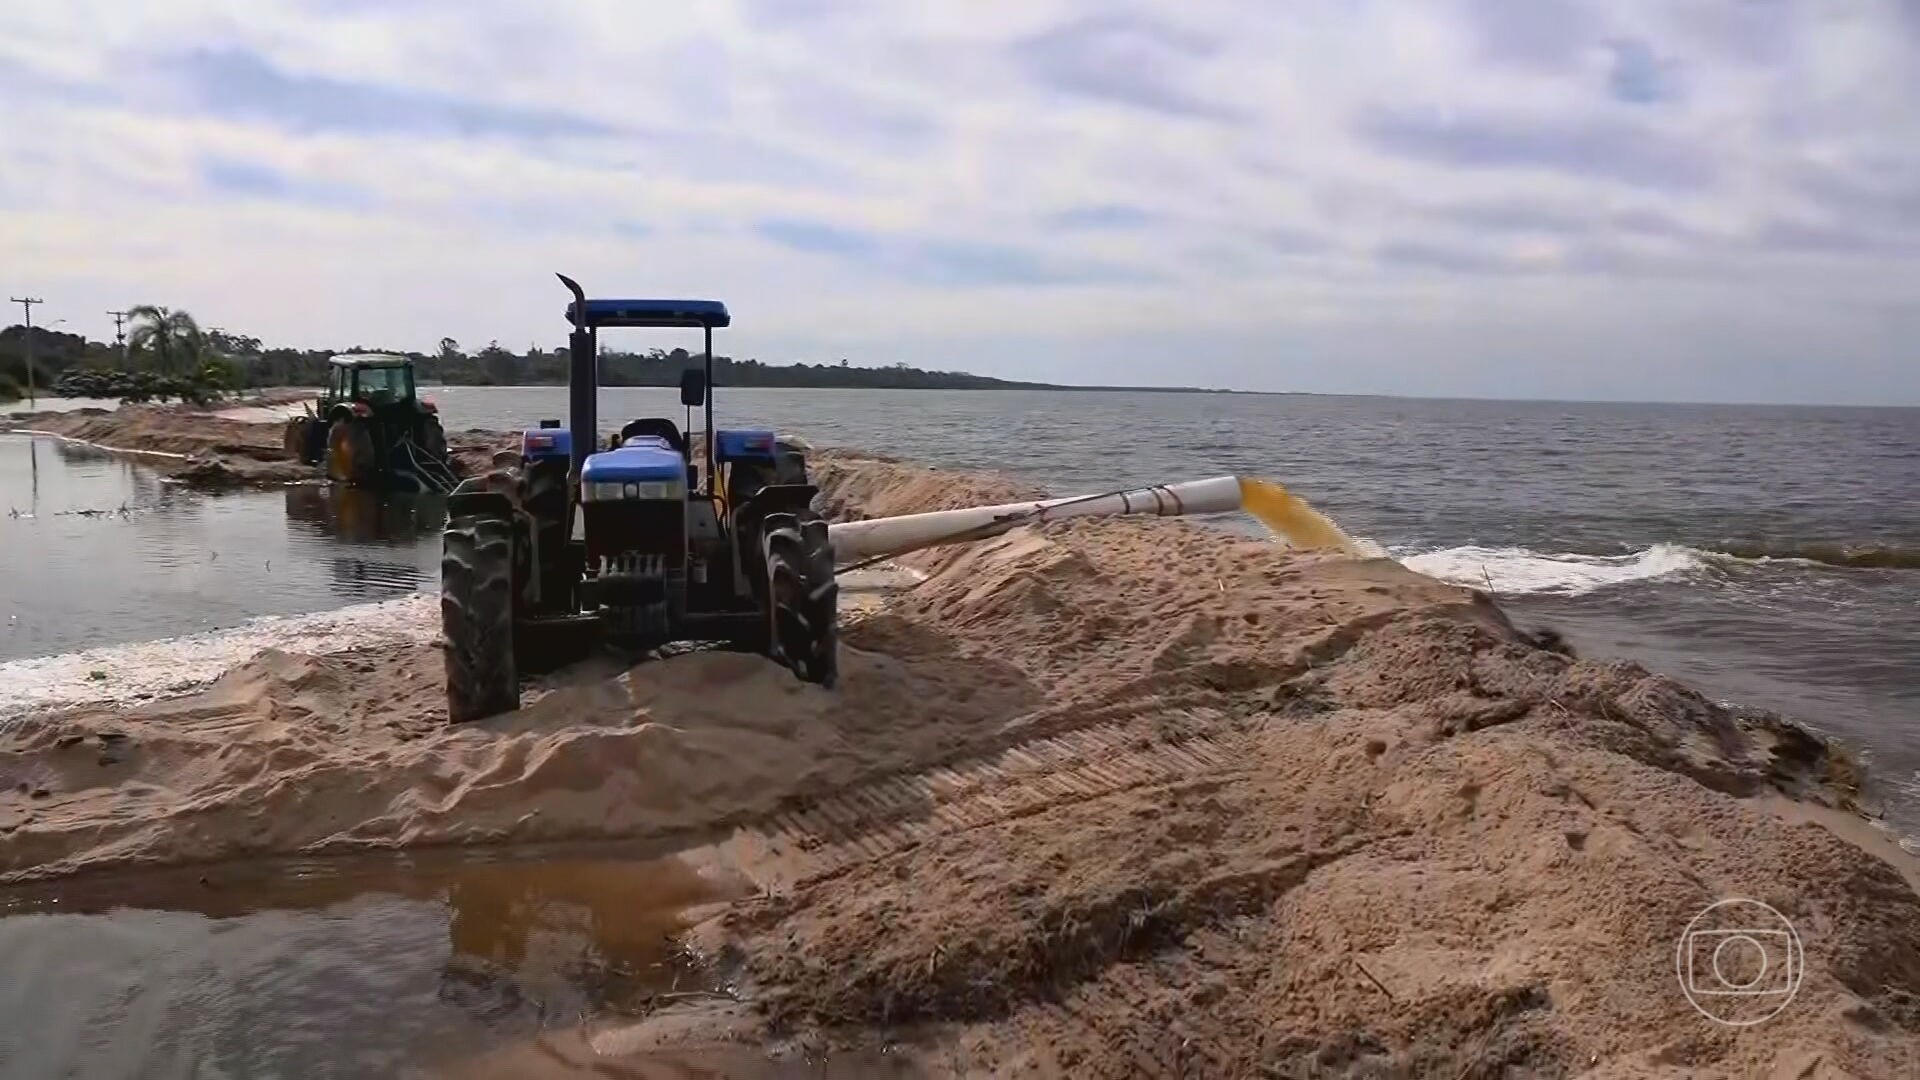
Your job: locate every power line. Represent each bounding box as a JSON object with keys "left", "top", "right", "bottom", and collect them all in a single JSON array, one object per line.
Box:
[
  {"left": 9, "top": 296, "right": 44, "bottom": 406},
  {"left": 107, "top": 309, "right": 129, "bottom": 368}
]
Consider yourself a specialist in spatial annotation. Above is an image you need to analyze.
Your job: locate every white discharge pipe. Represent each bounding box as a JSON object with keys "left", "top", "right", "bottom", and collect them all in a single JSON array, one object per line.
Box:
[{"left": 826, "top": 475, "right": 1244, "bottom": 564}]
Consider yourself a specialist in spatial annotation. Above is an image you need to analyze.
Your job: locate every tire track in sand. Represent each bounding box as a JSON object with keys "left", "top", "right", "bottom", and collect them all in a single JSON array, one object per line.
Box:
[{"left": 694, "top": 708, "right": 1242, "bottom": 893}]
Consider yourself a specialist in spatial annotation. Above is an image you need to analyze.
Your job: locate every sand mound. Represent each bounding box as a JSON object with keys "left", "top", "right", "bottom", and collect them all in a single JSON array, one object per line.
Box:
[
  {"left": 810, "top": 450, "right": 1041, "bottom": 521},
  {"left": 0, "top": 626, "right": 1040, "bottom": 882},
  {"left": 689, "top": 456, "right": 1920, "bottom": 1077},
  {"left": 4, "top": 449, "right": 1917, "bottom": 1077}
]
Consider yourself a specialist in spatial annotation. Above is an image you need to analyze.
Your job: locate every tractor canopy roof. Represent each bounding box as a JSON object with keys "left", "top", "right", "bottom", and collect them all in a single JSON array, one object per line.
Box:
[
  {"left": 329, "top": 353, "right": 414, "bottom": 368},
  {"left": 566, "top": 299, "right": 730, "bottom": 329}
]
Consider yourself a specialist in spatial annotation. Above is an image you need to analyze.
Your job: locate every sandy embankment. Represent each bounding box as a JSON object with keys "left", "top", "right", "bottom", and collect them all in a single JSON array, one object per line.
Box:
[
  {"left": 2, "top": 446, "right": 1918, "bottom": 1075},
  {"left": 1, "top": 394, "right": 500, "bottom": 487}
]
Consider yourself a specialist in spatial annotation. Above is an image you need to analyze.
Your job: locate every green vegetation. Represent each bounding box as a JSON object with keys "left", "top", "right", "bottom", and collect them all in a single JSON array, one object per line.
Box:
[
  {"left": 124, "top": 306, "right": 207, "bottom": 375},
  {"left": 4, "top": 308, "right": 1236, "bottom": 400},
  {"left": 3, "top": 308, "right": 239, "bottom": 405}
]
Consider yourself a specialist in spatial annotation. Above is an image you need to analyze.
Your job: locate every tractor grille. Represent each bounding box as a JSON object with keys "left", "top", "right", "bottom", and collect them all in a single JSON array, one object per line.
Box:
[{"left": 583, "top": 500, "right": 686, "bottom": 565}]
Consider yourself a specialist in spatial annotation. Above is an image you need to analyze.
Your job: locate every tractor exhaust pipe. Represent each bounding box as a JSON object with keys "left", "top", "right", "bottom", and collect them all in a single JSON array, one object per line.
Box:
[
  {"left": 825, "top": 476, "right": 1364, "bottom": 564},
  {"left": 557, "top": 273, "right": 594, "bottom": 477}
]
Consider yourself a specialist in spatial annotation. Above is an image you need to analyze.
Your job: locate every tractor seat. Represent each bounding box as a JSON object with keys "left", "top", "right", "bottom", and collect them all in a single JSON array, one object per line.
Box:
[{"left": 617, "top": 418, "right": 687, "bottom": 455}]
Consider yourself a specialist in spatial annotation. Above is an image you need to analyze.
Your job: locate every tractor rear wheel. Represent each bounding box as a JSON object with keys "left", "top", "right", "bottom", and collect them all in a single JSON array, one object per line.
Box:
[
  {"left": 327, "top": 416, "right": 377, "bottom": 486},
  {"left": 442, "top": 512, "right": 517, "bottom": 722},
  {"left": 764, "top": 511, "right": 838, "bottom": 686}
]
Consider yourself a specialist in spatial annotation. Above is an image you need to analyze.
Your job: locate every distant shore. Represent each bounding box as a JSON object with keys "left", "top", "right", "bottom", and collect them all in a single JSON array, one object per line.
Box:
[{"left": 416, "top": 379, "right": 1267, "bottom": 394}]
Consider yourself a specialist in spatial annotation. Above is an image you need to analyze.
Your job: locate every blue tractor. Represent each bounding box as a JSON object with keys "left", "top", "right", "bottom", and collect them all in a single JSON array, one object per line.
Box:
[{"left": 439, "top": 275, "right": 837, "bottom": 721}]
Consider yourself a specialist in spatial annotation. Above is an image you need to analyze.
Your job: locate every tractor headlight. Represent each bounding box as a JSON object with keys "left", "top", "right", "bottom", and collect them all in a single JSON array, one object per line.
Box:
[{"left": 581, "top": 480, "right": 684, "bottom": 502}]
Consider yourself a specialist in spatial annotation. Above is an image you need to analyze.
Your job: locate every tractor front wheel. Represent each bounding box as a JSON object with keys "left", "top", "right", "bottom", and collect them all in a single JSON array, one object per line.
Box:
[
  {"left": 442, "top": 512, "right": 517, "bottom": 722},
  {"left": 327, "top": 416, "right": 376, "bottom": 486},
  {"left": 284, "top": 416, "right": 314, "bottom": 463}
]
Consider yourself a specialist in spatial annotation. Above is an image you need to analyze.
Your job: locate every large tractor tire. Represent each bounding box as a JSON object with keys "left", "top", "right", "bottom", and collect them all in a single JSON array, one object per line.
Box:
[
  {"left": 327, "top": 416, "right": 377, "bottom": 486},
  {"left": 417, "top": 415, "right": 449, "bottom": 466},
  {"left": 442, "top": 512, "right": 518, "bottom": 722},
  {"left": 764, "top": 510, "right": 838, "bottom": 687},
  {"left": 284, "top": 416, "right": 314, "bottom": 463},
  {"left": 519, "top": 457, "right": 570, "bottom": 612}
]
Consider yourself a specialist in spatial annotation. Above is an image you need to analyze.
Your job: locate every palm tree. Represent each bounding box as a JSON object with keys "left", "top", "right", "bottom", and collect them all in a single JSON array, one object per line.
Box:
[{"left": 126, "top": 305, "right": 205, "bottom": 374}]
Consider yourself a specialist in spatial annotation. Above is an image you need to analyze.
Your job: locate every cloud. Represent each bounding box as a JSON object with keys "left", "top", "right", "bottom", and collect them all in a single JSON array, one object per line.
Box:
[
  {"left": 162, "top": 47, "right": 619, "bottom": 139},
  {"left": 755, "top": 217, "right": 879, "bottom": 257},
  {"left": 754, "top": 218, "right": 1155, "bottom": 287},
  {"left": 733, "top": 0, "right": 859, "bottom": 26},
  {"left": 764, "top": 71, "right": 941, "bottom": 155},
  {"left": 1013, "top": 14, "right": 1239, "bottom": 121},
  {"left": 1604, "top": 37, "right": 1683, "bottom": 104},
  {"left": 1431, "top": 200, "right": 1704, "bottom": 244},
  {"left": 1794, "top": 157, "right": 1920, "bottom": 232},
  {"left": 1261, "top": 227, "right": 1329, "bottom": 254},
  {"left": 199, "top": 156, "right": 373, "bottom": 208},
  {"left": 1439, "top": 199, "right": 1592, "bottom": 234},
  {"left": 1359, "top": 107, "right": 1717, "bottom": 190},
  {"left": 1375, "top": 240, "right": 1524, "bottom": 275},
  {"left": 1606, "top": 207, "right": 1702, "bottom": 240},
  {"left": 4, "top": 0, "right": 1918, "bottom": 403},
  {"left": 1755, "top": 218, "right": 1920, "bottom": 258},
  {"left": 902, "top": 239, "right": 1157, "bottom": 287},
  {"left": 1457, "top": 0, "right": 1599, "bottom": 68},
  {"left": 1046, "top": 204, "right": 1162, "bottom": 230},
  {"left": 0, "top": 55, "right": 117, "bottom": 106}
]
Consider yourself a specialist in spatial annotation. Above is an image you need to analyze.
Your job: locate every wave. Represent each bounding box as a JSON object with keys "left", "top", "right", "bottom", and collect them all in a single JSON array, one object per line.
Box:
[
  {"left": 0, "top": 596, "right": 437, "bottom": 719},
  {"left": 1399, "top": 544, "right": 1711, "bottom": 597},
  {"left": 1711, "top": 541, "right": 1920, "bottom": 571}
]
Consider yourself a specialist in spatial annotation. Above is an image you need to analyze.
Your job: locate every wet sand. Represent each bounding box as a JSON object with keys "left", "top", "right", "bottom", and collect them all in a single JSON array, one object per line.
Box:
[
  {"left": 2, "top": 393, "right": 499, "bottom": 488},
  {"left": 1, "top": 425, "right": 1917, "bottom": 1075}
]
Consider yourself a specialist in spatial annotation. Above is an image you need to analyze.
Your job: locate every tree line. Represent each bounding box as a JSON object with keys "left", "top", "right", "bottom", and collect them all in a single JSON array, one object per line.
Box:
[{"left": 1, "top": 305, "right": 1054, "bottom": 403}]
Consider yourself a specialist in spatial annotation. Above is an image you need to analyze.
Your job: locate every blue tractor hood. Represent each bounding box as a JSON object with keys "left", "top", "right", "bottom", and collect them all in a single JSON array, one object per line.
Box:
[{"left": 581, "top": 436, "right": 685, "bottom": 484}]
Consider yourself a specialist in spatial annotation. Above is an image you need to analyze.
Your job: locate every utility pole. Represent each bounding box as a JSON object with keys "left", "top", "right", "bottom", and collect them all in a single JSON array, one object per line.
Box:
[
  {"left": 9, "top": 296, "right": 44, "bottom": 405},
  {"left": 107, "top": 309, "right": 129, "bottom": 368}
]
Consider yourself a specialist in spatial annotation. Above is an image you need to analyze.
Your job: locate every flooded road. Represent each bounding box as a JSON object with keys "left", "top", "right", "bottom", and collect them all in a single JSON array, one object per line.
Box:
[
  {"left": 1, "top": 435, "right": 443, "bottom": 662},
  {"left": 0, "top": 849, "right": 740, "bottom": 1077}
]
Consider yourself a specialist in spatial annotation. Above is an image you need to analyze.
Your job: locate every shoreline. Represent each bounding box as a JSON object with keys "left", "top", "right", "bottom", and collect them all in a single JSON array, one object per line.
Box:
[
  {"left": 1, "top": 394, "right": 501, "bottom": 488},
  {"left": 3, "top": 408, "right": 1919, "bottom": 1074}
]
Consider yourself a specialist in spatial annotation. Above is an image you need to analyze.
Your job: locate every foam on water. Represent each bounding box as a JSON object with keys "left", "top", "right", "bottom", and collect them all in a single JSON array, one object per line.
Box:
[
  {"left": 1400, "top": 543, "right": 1710, "bottom": 597},
  {"left": 0, "top": 596, "right": 437, "bottom": 718}
]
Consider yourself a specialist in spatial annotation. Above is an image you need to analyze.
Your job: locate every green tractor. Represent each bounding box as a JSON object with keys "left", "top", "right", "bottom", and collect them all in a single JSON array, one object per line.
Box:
[{"left": 285, "top": 354, "right": 451, "bottom": 490}]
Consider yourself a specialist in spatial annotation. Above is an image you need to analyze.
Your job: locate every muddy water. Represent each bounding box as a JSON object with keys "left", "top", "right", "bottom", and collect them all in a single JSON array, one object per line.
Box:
[{"left": 0, "top": 849, "right": 741, "bottom": 1077}]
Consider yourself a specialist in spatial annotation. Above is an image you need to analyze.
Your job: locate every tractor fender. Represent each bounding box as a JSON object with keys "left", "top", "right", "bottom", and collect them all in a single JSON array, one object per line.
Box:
[
  {"left": 739, "top": 483, "right": 818, "bottom": 519},
  {"left": 759, "top": 510, "right": 802, "bottom": 550},
  {"left": 447, "top": 486, "right": 515, "bottom": 520}
]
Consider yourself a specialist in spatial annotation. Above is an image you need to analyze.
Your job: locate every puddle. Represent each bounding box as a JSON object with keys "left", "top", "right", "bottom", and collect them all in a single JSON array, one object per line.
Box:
[{"left": 0, "top": 849, "right": 748, "bottom": 1077}]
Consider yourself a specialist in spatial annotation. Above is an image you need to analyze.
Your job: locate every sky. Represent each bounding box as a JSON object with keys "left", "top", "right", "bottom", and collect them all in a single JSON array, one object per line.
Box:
[{"left": 3, "top": 0, "right": 1919, "bottom": 404}]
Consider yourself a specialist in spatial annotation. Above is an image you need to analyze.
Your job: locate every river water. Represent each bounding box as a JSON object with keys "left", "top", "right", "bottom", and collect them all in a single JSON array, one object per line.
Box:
[{"left": 1, "top": 387, "right": 1917, "bottom": 1075}]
